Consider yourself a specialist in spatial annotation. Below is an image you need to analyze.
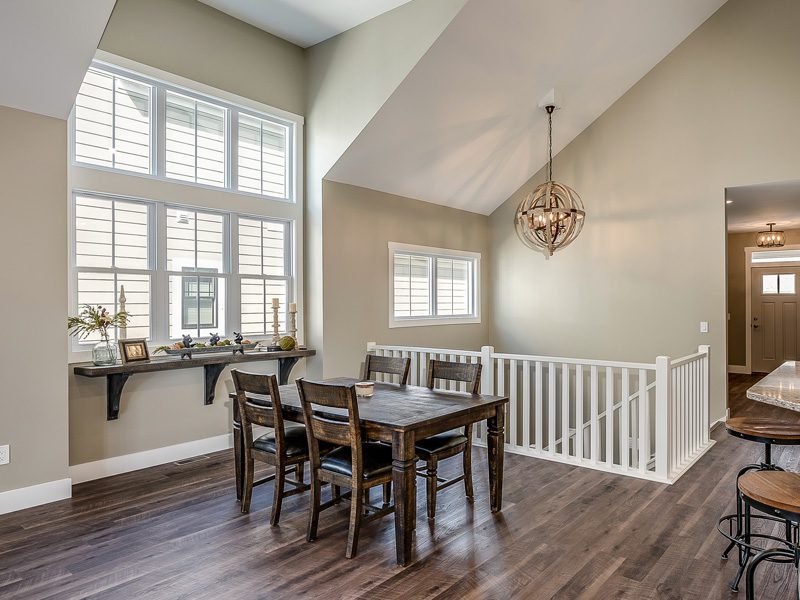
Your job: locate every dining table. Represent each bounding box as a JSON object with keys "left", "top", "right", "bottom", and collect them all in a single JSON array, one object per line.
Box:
[{"left": 230, "top": 377, "right": 509, "bottom": 566}]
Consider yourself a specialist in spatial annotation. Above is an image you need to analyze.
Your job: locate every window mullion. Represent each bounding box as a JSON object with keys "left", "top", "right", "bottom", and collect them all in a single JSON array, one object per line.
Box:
[
  {"left": 228, "top": 109, "right": 237, "bottom": 192},
  {"left": 156, "top": 87, "right": 166, "bottom": 177},
  {"left": 228, "top": 213, "right": 240, "bottom": 336},
  {"left": 430, "top": 257, "right": 437, "bottom": 318}
]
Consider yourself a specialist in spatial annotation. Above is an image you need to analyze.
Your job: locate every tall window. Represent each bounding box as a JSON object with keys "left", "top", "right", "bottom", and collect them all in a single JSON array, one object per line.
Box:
[
  {"left": 72, "top": 62, "right": 294, "bottom": 202},
  {"left": 73, "top": 194, "right": 153, "bottom": 341},
  {"left": 389, "top": 243, "right": 480, "bottom": 328},
  {"left": 239, "top": 217, "right": 292, "bottom": 336}
]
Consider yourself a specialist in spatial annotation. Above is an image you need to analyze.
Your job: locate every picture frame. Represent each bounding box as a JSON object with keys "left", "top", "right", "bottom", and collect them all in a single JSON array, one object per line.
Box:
[{"left": 118, "top": 338, "right": 150, "bottom": 364}]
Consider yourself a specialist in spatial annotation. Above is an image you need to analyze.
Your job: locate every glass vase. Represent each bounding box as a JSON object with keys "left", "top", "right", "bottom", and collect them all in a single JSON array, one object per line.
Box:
[{"left": 92, "top": 340, "right": 117, "bottom": 366}]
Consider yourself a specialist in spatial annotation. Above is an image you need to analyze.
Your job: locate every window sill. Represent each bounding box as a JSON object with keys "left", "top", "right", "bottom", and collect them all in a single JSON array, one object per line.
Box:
[{"left": 389, "top": 316, "right": 481, "bottom": 329}]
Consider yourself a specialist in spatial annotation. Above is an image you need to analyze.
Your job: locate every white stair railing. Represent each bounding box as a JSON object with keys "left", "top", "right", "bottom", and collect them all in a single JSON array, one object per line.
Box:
[{"left": 366, "top": 342, "right": 714, "bottom": 484}]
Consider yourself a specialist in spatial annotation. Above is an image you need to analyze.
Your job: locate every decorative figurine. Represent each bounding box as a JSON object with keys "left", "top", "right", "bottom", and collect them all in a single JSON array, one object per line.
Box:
[
  {"left": 234, "top": 331, "right": 243, "bottom": 345},
  {"left": 209, "top": 332, "right": 220, "bottom": 346},
  {"left": 182, "top": 334, "right": 195, "bottom": 348}
]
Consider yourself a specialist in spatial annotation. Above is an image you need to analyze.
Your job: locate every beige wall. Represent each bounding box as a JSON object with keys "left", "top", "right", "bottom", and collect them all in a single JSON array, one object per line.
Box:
[
  {"left": 68, "top": 0, "right": 308, "bottom": 467},
  {"left": 99, "top": 0, "right": 305, "bottom": 115},
  {"left": 321, "top": 181, "right": 490, "bottom": 377},
  {"left": 727, "top": 229, "right": 800, "bottom": 367},
  {"left": 488, "top": 0, "right": 800, "bottom": 424},
  {"left": 0, "top": 107, "right": 68, "bottom": 492},
  {"left": 304, "top": 0, "right": 467, "bottom": 377}
]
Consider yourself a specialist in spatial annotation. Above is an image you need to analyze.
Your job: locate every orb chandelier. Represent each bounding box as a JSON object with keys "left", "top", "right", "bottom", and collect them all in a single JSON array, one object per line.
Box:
[
  {"left": 756, "top": 223, "right": 785, "bottom": 248},
  {"left": 515, "top": 105, "right": 585, "bottom": 256}
]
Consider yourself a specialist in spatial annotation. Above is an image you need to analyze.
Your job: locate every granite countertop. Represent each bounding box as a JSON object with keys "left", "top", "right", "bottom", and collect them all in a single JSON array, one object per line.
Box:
[{"left": 746, "top": 361, "right": 800, "bottom": 412}]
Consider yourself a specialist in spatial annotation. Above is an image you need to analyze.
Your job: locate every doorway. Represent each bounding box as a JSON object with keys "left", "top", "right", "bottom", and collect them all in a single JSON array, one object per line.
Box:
[{"left": 751, "top": 265, "right": 799, "bottom": 373}]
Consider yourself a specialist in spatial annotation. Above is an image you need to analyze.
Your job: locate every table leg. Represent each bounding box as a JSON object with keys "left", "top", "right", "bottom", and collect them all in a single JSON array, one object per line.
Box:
[
  {"left": 392, "top": 430, "right": 416, "bottom": 566},
  {"left": 278, "top": 357, "right": 300, "bottom": 385},
  {"left": 487, "top": 404, "right": 506, "bottom": 513}
]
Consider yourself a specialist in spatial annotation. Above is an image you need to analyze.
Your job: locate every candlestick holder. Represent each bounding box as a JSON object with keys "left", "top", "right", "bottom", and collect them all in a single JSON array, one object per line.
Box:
[
  {"left": 268, "top": 299, "right": 281, "bottom": 351},
  {"left": 289, "top": 307, "right": 297, "bottom": 344}
]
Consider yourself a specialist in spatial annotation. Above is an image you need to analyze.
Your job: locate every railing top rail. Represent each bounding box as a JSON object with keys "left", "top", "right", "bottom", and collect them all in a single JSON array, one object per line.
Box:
[
  {"left": 490, "top": 352, "right": 656, "bottom": 370},
  {"left": 368, "top": 344, "right": 482, "bottom": 358},
  {"left": 670, "top": 351, "right": 707, "bottom": 368}
]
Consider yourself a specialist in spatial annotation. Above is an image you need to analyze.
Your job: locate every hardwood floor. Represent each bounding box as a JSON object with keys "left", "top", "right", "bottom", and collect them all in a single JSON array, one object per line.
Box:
[{"left": 1, "top": 375, "right": 799, "bottom": 599}]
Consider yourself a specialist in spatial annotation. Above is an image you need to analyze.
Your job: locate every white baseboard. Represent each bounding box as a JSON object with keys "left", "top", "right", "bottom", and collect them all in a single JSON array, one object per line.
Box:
[
  {"left": 0, "top": 478, "right": 72, "bottom": 515},
  {"left": 728, "top": 365, "right": 750, "bottom": 374},
  {"left": 69, "top": 433, "right": 234, "bottom": 484}
]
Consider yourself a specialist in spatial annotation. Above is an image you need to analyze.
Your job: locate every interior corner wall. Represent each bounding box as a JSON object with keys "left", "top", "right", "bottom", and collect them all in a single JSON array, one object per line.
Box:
[
  {"left": 303, "top": 0, "right": 468, "bottom": 378},
  {"left": 320, "top": 181, "right": 491, "bottom": 378},
  {"left": 488, "top": 0, "right": 800, "bottom": 424},
  {"left": 98, "top": 0, "right": 305, "bottom": 115},
  {"left": 0, "top": 107, "right": 68, "bottom": 494},
  {"left": 727, "top": 228, "right": 800, "bottom": 367}
]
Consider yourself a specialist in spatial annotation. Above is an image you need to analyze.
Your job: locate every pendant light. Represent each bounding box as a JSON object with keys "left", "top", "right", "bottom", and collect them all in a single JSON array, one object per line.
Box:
[
  {"left": 756, "top": 223, "right": 785, "bottom": 248},
  {"left": 515, "top": 105, "right": 585, "bottom": 256}
]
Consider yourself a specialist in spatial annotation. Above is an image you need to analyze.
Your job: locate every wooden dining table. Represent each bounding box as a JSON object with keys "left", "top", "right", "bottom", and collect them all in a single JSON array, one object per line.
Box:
[{"left": 230, "top": 377, "right": 509, "bottom": 566}]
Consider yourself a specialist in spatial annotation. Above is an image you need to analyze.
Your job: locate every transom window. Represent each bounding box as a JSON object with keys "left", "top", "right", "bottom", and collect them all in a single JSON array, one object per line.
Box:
[
  {"left": 73, "top": 62, "right": 294, "bottom": 202},
  {"left": 389, "top": 242, "right": 480, "bottom": 328},
  {"left": 70, "top": 193, "right": 293, "bottom": 345}
]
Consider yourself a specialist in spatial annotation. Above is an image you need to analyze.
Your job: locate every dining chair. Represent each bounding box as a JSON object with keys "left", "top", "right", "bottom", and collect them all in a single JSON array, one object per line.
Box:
[
  {"left": 232, "top": 370, "right": 313, "bottom": 525},
  {"left": 297, "top": 378, "right": 395, "bottom": 558},
  {"left": 361, "top": 353, "right": 411, "bottom": 384},
  {"left": 416, "top": 359, "right": 482, "bottom": 519}
]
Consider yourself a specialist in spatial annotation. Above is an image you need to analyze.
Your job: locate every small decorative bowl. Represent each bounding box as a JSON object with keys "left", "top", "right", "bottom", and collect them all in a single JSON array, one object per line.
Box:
[{"left": 355, "top": 381, "right": 374, "bottom": 398}]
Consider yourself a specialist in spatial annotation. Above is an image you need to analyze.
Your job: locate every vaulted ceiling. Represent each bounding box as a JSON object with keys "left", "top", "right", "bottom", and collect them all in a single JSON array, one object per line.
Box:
[
  {"left": 326, "top": 0, "right": 727, "bottom": 214},
  {"left": 0, "top": 0, "right": 116, "bottom": 119},
  {"left": 198, "top": 0, "right": 415, "bottom": 47}
]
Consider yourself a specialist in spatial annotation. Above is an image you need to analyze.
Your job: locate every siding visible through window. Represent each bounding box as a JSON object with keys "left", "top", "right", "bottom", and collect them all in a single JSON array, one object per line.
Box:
[
  {"left": 237, "top": 114, "right": 288, "bottom": 198},
  {"left": 165, "top": 92, "right": 226, "bottom": 187}
]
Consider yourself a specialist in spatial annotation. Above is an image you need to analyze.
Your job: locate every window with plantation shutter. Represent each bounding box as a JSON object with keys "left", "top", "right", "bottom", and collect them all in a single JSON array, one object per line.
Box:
[
  {"left": 74, "top": 68, "right": 152, "bottom": 173},
  {"left": 73, "top": 194, "right": 153, "bottom": 342},
  {"left": 238, "top": 217, "right": 291, "bottom": 336},
  {"left": 237, "top": 114, "right": 289, "bottom": 199},
  {"left": 72, "top": 61, "right": 297, "bottom": 201},
  {"left": 165, "top": 92, "right": 226, "bottom": 187},
  {"left": 389, "top": 243, "right": 480, "bottom": 327}
]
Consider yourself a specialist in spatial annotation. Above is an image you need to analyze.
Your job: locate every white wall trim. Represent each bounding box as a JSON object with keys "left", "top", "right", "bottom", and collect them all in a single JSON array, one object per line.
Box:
[
  {"left": 0, "top": 478, "right": 72, "bottom": 515},
  {"left": 69, "top": 433, "right": 234, "bottom": 484},
  {"left": 728, "top": 364, "right": 750, "bottom": 374}
]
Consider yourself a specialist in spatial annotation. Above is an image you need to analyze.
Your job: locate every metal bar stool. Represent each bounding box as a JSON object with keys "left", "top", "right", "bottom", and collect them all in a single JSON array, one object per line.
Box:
[
  {"left": 737, "top": 471, "right": 800, "bottom": 600},
  {"left": 718, "top": 417, "right": 800, "bottom": 591}
]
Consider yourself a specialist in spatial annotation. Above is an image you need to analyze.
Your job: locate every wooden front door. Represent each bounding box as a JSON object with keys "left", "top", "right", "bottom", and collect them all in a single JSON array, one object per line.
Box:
[{"left": 752, "top": 266, "right": 800, "bottom": 373}]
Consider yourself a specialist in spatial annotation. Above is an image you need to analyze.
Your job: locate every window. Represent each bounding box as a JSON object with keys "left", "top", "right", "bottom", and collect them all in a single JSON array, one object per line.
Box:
[
  {"left": 72, "top": 61, "right": 295, "bottom": 201},
  {"left": 74, "top": 68, "right": 152, "bottom": 174},
  {"left": 73, "top": 194, "right": 153, "bottom": 342},
  {"left": 238, "top": 217, "right": 292, "bottom": 336},
  {"left": 389, "top": 243, "right": 480, "bottom": 327},
  {"left": 762, "top": 273, "right": 796, "bottom": 295},
  {"left": 71, "top": 193, "right": 294, "bottom": 346}
]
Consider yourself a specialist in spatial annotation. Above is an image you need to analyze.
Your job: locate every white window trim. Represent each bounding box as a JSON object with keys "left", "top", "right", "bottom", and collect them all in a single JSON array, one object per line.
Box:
[
  {"left": 70, "top": 50, "right": 303, "bottom": 205},
  {"left": 388, "top": 242, "right": 481, "bottom": 328}
]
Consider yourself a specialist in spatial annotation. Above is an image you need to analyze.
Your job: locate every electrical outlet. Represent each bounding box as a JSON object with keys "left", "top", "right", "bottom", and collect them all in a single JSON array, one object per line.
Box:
[{"left": 0, "top": 445, "right": 8, "bottom": 466}]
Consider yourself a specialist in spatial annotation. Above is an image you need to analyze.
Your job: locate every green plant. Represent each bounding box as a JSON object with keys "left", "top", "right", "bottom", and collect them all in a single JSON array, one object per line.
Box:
[{"left": 67, "top": 305, "right": 130, "bottom": 343}]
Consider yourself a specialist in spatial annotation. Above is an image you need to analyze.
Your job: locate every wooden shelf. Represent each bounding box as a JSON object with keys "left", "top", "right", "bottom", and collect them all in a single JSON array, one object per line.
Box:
[{"left": 73, "top": 349, "right": 315, "bottom": 420}]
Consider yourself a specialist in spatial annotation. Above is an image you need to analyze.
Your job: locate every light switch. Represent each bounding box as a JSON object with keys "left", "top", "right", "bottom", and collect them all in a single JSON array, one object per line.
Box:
[{"left": 700, "top": 321, "right": 709, "bottom": 333}]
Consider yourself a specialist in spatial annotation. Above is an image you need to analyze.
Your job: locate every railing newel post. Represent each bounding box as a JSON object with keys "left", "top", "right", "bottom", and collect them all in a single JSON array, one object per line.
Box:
[{"left": 655, "top": 355, "right": 671, "bottom": 480}]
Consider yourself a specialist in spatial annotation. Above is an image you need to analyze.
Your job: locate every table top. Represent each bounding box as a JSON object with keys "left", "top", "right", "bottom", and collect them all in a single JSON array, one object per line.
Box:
[
  {"left": 746, "top": 361, "right": 800, "bottom": 412},
  {"left": 73, "top": 349, "right": 316, "bottom": 377},
  {"left": 234, "top": 377, "right": 508, "bottom": 432}
]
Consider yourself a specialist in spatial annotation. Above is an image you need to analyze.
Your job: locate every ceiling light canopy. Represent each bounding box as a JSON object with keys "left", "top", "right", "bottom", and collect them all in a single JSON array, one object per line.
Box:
[
  {"left": 515, "top": 105, "right": 585, "bottom": 256},
  {"left": 757, "top": 223, "right": 785, "bottom": 248}
]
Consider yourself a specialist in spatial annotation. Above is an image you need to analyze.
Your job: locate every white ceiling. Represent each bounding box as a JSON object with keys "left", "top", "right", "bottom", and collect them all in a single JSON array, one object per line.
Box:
[
  {"left": 198, "top": 0, "right": 415, "bottom": 47},
  {"left": 726, "top": 180, "right": 800, "bottom": 233},
  {"left": 0, "top": 0, "right": 116, "bottom": 119},
  {"left": 327, "top": 0, "right": 727, "bottom": 215}
]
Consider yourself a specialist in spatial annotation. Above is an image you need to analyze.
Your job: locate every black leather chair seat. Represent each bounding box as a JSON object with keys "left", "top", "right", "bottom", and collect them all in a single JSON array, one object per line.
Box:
[
  {"left": 253, "top": 424, "right": 310, "bottom": 458},
  {"left": 320, "top": 443, "right": 394, "bottom": 479},
  {"left": 414, "top": 430, "right": 468, "bottom": 457}
]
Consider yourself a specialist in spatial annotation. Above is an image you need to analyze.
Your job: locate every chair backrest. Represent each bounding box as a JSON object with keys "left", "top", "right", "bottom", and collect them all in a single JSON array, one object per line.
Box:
[
  {"left": 361, "top": 353, "right": 411, "bottom": 384},
  {"left": 427, "top": 360, "right": 482, "bottom": 395},
  {"left": 296, "top": 379, "right": 362, "bottom": 475},
  {"left": 232, "top": 370, "right": 286, "bottom": 451}
]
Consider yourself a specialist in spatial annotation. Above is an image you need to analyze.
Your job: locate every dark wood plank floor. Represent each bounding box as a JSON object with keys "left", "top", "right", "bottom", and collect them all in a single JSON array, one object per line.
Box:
[{"left": 2, "top": 374, "right": 799, "bottom": 599}]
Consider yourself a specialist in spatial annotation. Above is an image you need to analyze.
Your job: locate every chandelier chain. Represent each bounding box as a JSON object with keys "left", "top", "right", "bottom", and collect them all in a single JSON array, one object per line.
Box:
[{"left": 547, "top": 106, "right": 553, "bottom": 182}]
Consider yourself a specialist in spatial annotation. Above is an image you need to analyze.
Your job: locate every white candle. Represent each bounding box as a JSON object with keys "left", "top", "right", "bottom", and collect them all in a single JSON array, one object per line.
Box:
[
  {"left": 289, "top": 302, "right": 297, "bottom": 313},
  {"left": 272, "top": 297, "right": 280, "bottom": 309}
]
